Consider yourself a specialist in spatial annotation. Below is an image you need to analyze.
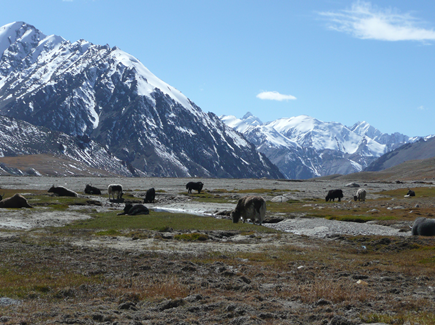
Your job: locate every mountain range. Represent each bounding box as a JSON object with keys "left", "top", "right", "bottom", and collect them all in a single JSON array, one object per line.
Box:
[
  {"left": 220, "top": 112, "right": 431, "bottom": 179},
  {"left": 0, "top": 21, "right": 432, "bottom": 180},
  {"left": 0, "top": 22, "right": 283, "bottom": 179}
]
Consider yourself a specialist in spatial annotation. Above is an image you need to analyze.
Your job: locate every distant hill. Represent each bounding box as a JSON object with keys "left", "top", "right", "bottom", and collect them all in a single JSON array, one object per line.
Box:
[
  {"left": 365, "top": 137, "right": 435, "bottom": 172},
  {"left": 317, "top": 156, "right": 435, "bottom": 182}
]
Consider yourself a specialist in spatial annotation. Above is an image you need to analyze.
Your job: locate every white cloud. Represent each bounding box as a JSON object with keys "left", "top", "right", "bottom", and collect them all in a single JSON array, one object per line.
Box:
[
  {"left": 319, "top": 1, "right": 435, "bottom": 42},
  {"left": 256, "top": 91, "right": 296, "bottom": 101}
]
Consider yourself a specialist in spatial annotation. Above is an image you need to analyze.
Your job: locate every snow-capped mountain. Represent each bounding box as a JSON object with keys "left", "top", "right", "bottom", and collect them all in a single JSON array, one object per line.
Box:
[
  {"left": 221, "top": 113, "right": 412, "bottom": 179},
  {"left": 0, "top": 22, "right": 283, "bottom": 179},
  {"left": 349, "top": 121, "right": 411, "bottom": 151}
]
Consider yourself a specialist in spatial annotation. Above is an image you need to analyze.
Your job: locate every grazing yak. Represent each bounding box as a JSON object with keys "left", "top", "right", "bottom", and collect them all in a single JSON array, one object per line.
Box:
[
  {"left": 108, "top": 184, "right": 123, "bottom": 201},
  {"left": 354, "top": 189, "right": 366, "bottom": 202},
  {"left": 405, "top": 189, "right": 416, "bottom": 198},
  {"left": 84, "top": 184, "right": 101, "bottom": 195},
  {"left": 48, "top": 186, "right": 78, "bottom": 197},
  {"left": 186, "top": 182, "right": 203, "bottom": 194},
  {"left": 144, "top": 188, "right": 156, "bottom": 203},
  {"left": 412, "top": 217, "right": 435, "bottom": 236},
  {"left": 118, "top": 203, "right": 150, "bottom": 216},
  {"left": 0, "top": 194, "right": 32, "bottom": 208},
  {"left": 325, "top": 189, "right": 343, "bottom": 202},
  {"left": 231, "top": 196, "right": 266, "bottom": 225}
]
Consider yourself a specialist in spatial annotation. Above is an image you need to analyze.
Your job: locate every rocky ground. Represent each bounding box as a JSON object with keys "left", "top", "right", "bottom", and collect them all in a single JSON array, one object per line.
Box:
[{"left": 0, "top": 176, "right": 434, "bottom": 324}]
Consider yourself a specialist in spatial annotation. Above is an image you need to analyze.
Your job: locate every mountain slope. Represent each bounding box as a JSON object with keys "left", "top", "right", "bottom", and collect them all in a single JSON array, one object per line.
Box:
[
  {"left": 0, "top": 22, "right": 283, "bottom": 179},
  {"left": 0, "top": 115, "right": 136, "bottom": 176},
  {"left": 365, "top": 136, "right": 435, "bottom": 172}
]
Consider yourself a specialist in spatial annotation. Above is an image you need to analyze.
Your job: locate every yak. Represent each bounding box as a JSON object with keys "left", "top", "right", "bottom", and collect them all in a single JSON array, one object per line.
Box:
[
  {"left": 48, "top": 186, "right": 78, "bottom": 197},
  {"left": 118, "top": 203, "right": 150, "bottom": 216},
  {"left": 84, "top": 184, "right": 101, "bottom": 195},
  {"left": 325, "top": 189, "right": 343, "bottom": 202},
  {"left": 354, "top": 189, "right": 366, "bottom": 202},
  {"left": 108, "top": 184, "right": 123, "bottom": 201},
  {"left": 144, "top": 188, "right": 156, "bottom": 203},
  {"left": 186, "top": 182, "right": 203, "bottom": 194},
  {"left": 412, "top": 217, "right": 435, "bottom": 236},
  {"left": 231, "top": 196, "right": 266, "bottom": 225}
]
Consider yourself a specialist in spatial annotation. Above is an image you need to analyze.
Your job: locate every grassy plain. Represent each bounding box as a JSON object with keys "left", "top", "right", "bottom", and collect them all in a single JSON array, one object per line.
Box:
[{"left": 0, "top": 182, "right": 434, "bottom": 324}]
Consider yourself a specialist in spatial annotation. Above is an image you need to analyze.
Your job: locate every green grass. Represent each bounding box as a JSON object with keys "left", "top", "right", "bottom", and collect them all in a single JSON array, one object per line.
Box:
[
  {"left": 94, "top": 229, "right": 123, "bottom": 236},
  {"left": 62, "top": 210, "right": 279, "bottom": 233}
]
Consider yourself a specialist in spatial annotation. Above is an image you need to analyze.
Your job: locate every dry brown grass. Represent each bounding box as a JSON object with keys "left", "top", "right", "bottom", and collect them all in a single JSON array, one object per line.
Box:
[{"left": 107, "top": 275, "right": 191, "bottom": 302}]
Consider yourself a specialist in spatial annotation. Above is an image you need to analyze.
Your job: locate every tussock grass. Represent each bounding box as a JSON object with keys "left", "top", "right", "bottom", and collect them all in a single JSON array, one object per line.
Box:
[{"left": 107, "top": 275, "right": 191, "bottom": 301}]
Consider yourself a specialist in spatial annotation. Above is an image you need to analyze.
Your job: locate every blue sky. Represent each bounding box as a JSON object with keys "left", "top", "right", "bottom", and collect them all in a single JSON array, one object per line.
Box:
[{"left": 2, "top": 0, "right": 435, "bottom": 137}]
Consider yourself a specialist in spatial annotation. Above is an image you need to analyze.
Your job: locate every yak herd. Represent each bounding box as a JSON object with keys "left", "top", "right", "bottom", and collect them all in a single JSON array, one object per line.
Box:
[{"left": 0, "top": 181, "right": 433, "bottom": 236}]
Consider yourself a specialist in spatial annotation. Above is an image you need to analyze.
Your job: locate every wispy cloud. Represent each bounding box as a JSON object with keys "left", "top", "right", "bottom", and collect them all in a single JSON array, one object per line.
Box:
[
  {"left": 319, "top": 1, "right": 435, "bottom": 42},
  {"left": 256, "top": 91, "right": 296, "bottom": 101}
]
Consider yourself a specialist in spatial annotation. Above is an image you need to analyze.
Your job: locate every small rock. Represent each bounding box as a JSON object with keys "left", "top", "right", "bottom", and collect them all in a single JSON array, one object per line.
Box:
[{"left": 271, "top": 196, "right": 287, "bottom": 203}]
